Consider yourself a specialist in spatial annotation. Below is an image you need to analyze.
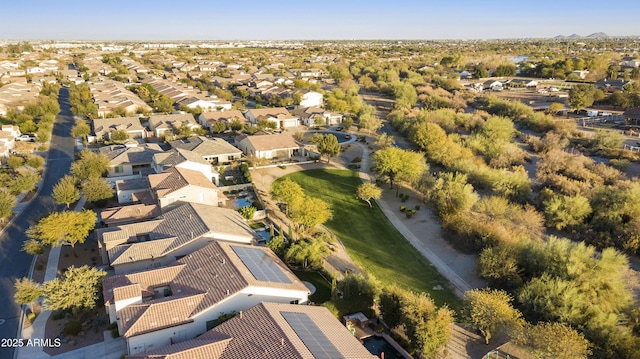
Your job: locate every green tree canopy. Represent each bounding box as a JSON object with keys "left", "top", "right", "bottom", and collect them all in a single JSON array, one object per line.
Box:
[
  {"left": 372, "top": 147, "right": 427, "bottom": 191},
  {"left": 463, "top": 288, "right": 523, "bottom": 344},
  {"left": 27, "top": 210, "right": 97, "bottom": 254},
  {"left": 428, "top": 172, "right": 478, "bottom": 216},
  {"left": 569, "top": 84, "right": 597, "bottom": 110},
  {"left": 42, "top": 265, "right": 106, "bottom": 317},
  {"left": 402, "top": 291, "right": 454, "bottom": 356},
  {"left": 378, "top": 285, "right": 407, "bottom": 329},
  {"left": 289, "top": 196, "right": 332, "bottom": 231},
  {"left": 271, "top": 178, "right": 305, "bottom": 215},
  {"left": 70, "top": 150, "right": 109, "bottom": 180},
  {"left": 14, "top": 277, "right": 42, "bottom": 313},
  {"left": 315, "top": 134, "right": 340, "bottom": 163},
  {"left": 516, "top": 322, "right": 591, "bottom": 359},
  {"left": 284, "top": 238, "right": 329, "bottom": 269},
  {"left": 52, "top": 175, "right": 80, "bottom": 208},
  {"left": 81, "top": 177, "right": 114, "bottom": 203},
  {"left": 356, "top": 182, "right": 382, "bottom": 207},
  {"left": 110, "top": 129, "right": 129, "bottom": 143},
  {"left": 71, "top": 121, "right": 90, "bottom": 139},
  {"left": 0, "top": 190, "right": 16, "bottom": 222}
]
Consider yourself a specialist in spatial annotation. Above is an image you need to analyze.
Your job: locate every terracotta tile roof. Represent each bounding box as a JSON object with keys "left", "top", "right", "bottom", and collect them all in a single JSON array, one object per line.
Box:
[
  {"left": 100, "top": 144, "right": 164, "bottom": 166},
  {"left": 200, "top": 111, "right": 245, "bottom": 124},
  {"left": 149, "top": 114, "right": 199, "bottom": 130},
  {"left": 104, "top": 264, "right": 186, "bottom": 305},
  {"left": 106, "top": 242, "right": 307, "bottom": 339},
  {"left": 93, "top": 117, "right": 145, "bottom": 138},
  {"left": 247, "top": 107, "right": 293, "bottom": 119},
  {"left": 98, "top": 203, "right": 256, "bottom": 267},
  {"left": 108, "top": 237, "right": 175, "bottom": 266},
  {"left": 128, "top": 303, "right": 377, "bottom": 359},
  {"left": 127, "top": 336, "right": 232, "bottom": 359},
  {"left": 242, "top": 133, "right": 300, "bottom": 151},
  {"left": 100, "top": 203, "right": 160, "bottom": 226},
  {"left": 153, "top": 148, "right": 211, "bottom": 170},
  {"left": 169, "top": 136, "right": 242, "bottom": 157},
  {"left": 149, "top": 166, "right": 217, "bottom": 198}
]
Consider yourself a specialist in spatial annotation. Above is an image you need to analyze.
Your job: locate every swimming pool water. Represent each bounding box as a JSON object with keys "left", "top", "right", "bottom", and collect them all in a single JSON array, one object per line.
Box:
[{"left": 362, "top": 336, "right": 404, "bottom": 359}]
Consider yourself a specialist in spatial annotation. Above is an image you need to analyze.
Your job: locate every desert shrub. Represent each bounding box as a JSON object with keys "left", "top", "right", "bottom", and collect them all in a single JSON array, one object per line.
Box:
[{"left": 64, "top": 321, "right": 82, "bottom": 336}]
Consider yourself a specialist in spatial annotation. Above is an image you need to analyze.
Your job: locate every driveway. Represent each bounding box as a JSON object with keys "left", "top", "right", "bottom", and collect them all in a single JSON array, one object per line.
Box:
[{"left": 0, "top": 88, "right": 75, "bottom": 359}]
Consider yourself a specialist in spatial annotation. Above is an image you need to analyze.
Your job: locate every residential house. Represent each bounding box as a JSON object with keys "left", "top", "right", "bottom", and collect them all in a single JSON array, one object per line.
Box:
[
  {"left": 624, "top": 107, "right": 640, "bottom": 122},
  {"left": 483, "top": 79, "right": 506, "bottom": 91},
  {"left": 93, "top": 117, "right": 146, "bottom": 141},
  {"left": 103, "top": 241, "right": 309, "bottom": 355},
  {"left": 152, "top": 148, "right": 219, "bottom": 185},
  {"left": 176, "top": 96, "right": 232, "bottom": 112},
  {"left": 97, "top": 202, "right": 257, "bottom": 274},
  {"left": 291, "top": 106, "right": 342, "bottom": 126},
  {"left": 235, "top": 133, "right": 303, "bottom": 160},
  {"left": 114, "top": 178, "right": 151, "bottom": 204},
  {"left": 244, "top": 108, "right": 298, "bottom": 129},
  {"left": 100, "top": 202, "right": 161, "bottom": 227},
  {"left": 198, "top": 110, "right": 248, "bottom": 132},
  {"left": 595, "top": 79, "right": 631, "bottom": 92},
  {"left": 571, "top": 70, "right": 590, "bottom": 79},
  {"left": 621, "top": 56, "right": 640, "bottom": 68},
  {"left": 0, "top": 125, "right": 20, "bottom": 157},
  {"left": 508, "top": 79, "right": 538, "bottom": 88},
  {"left": 149, "top": 166, "right": 224, "bottom": 208},
  {"left": 100, "top": 143, "right": 164, "bottom": 181},
  {"left": 169, "top": 136, "right": 242, "bottom": 165},
  {"left": 298, "top": 90, "right": 323, "bottom": 108},
  {"left": 126, "top": 302, "right": 377, "bottom": 359},
  {"left": 148, "top": 113, "right": 200, "bottom": 138},
  {"left": 91, "top": 80, "right": 151, "bottom": 118}
]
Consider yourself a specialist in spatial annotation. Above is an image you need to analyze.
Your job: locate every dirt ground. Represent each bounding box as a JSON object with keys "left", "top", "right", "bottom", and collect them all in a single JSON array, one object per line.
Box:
[{"left": 42, "top": 236, "right": 108, "bottom": 356}]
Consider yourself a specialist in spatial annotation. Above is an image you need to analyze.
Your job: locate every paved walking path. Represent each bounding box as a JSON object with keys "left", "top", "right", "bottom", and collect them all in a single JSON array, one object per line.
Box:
[
  {"left": 251, "top": 138, "right": 486, "bottom": 298},
  {"left": 356, "top": 142, "right": 485, "bottom": 297},
  {"left": 16, "top": 198, "right": 127, "bottom": 359}
]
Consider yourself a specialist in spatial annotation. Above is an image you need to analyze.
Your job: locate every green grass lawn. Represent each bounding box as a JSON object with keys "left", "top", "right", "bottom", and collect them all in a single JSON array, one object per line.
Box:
[
  {"left": 279, "top": 169, "right": 460, "bottom": 308},
  {"left": 292, "top": 270, "right": 332, "bottom": 304}
]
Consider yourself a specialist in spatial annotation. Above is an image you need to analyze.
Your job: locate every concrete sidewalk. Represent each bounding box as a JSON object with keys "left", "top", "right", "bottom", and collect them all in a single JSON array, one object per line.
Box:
[{"left": 15, "top": 198, "right": 127, "bottom": 359}]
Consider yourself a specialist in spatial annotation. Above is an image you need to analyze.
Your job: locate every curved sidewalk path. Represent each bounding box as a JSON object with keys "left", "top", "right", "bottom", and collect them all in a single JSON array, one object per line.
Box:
[{"left": 357, "top": 142, "right": 485, "bottom": 298}]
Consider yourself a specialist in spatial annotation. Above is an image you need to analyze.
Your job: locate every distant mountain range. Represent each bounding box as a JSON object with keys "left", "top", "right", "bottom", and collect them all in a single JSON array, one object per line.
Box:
[{"left": 555, "top": 32, "right": 609, "bottom": 39}]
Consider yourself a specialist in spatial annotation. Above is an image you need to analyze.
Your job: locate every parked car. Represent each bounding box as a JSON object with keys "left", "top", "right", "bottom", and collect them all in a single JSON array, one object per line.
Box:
[
  {"left": 16, "top": 135, "right": 35, "bottom": 142},
  {"left": 336, "top": 126, "right": 343, "bottom": 131}
]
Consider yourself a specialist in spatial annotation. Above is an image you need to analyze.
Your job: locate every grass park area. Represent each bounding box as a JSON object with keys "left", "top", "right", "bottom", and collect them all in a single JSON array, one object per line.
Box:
[
  {"left": 279, "top": 169, "right": 460, "bottom": 308},
  {"left": 292, "top": 269, "right": 332, "bottom": 304}
]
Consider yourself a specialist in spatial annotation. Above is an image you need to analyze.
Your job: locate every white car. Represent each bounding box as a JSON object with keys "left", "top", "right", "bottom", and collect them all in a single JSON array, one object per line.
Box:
[{"left": 16, "top": 135, "right": 35, "bottom": 142}]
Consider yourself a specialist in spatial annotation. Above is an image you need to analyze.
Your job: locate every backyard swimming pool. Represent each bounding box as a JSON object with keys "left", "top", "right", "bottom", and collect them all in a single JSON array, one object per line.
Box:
[{"left": 362, "top": 336, "right": 404, "bottom": 359}]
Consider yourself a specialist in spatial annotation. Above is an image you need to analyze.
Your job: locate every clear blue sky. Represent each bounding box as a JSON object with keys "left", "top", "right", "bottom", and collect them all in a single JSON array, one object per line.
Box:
[{"left": 1, "top": 0, "right": 638, "bottom": 40}]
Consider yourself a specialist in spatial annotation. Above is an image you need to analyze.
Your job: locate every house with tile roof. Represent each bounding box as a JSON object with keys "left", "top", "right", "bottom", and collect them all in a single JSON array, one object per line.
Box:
[
  {"left": 115, "top": 177, "right": 152, "bottom": 204},
  {"left": 244, "top": 107, "right": 298, "bottom": 129},
  {"left": 198, "top": 110, "right": 248, "bottom": 132},
  {"left": 0, "top": 125, "right": 20, "bottom": 157},
  {"left": 176, "top": 96, "right": 232, "bottom": 112},
  {"left": 290, "top": 106, "right": 343, "bottom": 126},
  {"left": 169, "top": 136, "right": 242, "bottom": 165},
  {"left": 235, "top": 133, "right": 304, "bottom": 160},
  {"left": 93, "top": 117, "right": 147, "bottom": 140},
  {"left": 298, "top": 90, "right": 323, "bottom": 108},
  {"left": 97, "top": 202, "right": 257, "bottom": 274},
  {"left": 103, "top": 242, "right": 310, "bottom": 355},
  {"left": 152, "top": 148, "right": 219, "bottom": 185},
  {"left": 126, "top": 302, "right": 377, "bottom": 358},
  {"left": 100, "top": 143, "right": 164, "bottom": 182},
  {"left": 148, "top": 113, "right": 201, "bottom": 138},
  {"left": 100, "top": 202, "right": 161, "bottom": 227},
  {"left": 149, "top": 166, "right": 224, "bottom": 209}
]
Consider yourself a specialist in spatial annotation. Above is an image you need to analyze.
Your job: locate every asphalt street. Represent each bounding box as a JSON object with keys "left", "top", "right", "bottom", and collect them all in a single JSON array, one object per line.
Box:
[{"left": 0, "top": 87, "right": 75, "bottom": 359}]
